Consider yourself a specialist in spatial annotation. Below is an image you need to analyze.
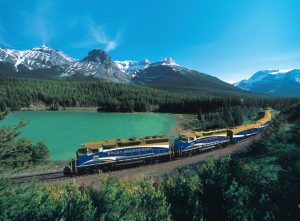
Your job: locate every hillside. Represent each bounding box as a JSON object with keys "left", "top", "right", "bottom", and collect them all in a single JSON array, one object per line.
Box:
[{"left": 133, "top": 65, "right": 245, "bottom": 96}]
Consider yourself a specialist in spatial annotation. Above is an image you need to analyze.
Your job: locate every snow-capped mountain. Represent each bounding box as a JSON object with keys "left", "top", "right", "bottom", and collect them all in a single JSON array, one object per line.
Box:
[
  {"left": 0, "top": 45, "right": 183, "bottom": 83},
  {"left": 234, "top": 69, "right": 300, "bottom": 97},
  {"left": 61, "top": 49, "right": 130, "bottom": 82},
  {"left": 114, "top": 58, "right": 179, "bottom": 75},
  {"left": 115, "top": 59, "right": 151, "bottom": 75},
  {"left": 0, "top": 45, "right": 244, "bottom": 95},
  {"left": 0, "top": 45, "right": 74, "bottom": 71},
  {"left": 0, "top": 46, "right": 129, "bottom": 82}
]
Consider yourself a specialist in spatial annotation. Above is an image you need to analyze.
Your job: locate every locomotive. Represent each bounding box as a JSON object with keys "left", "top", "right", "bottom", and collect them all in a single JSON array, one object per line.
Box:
[{"left": 63, "top": 108, "right": 271, "bottom": 176}]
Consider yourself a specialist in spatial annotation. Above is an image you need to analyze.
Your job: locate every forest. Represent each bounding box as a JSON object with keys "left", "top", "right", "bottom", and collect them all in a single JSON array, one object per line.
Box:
[
  {"left": 0, "top": 76, "right": 298, "bottom": 114},
  {"left": 0, "top": 104, "right": 300, "bottom": 221}
]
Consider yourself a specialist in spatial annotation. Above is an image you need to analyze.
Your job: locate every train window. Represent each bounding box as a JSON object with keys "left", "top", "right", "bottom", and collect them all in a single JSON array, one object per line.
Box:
[
  {"left": 77, "top": 148, "right": 87, "bottom": 155},
  {"left": 92, "top": 149, "right": 98, "bottom": 153},
  {"left": 179, "top": 136, "right": 188, "bottom": 142},
  {"left": 87, "top": 149, "right": 92, "bottom": 156},
  {"left": 189, "top": 137, "right": 195, "bottom": 141}
]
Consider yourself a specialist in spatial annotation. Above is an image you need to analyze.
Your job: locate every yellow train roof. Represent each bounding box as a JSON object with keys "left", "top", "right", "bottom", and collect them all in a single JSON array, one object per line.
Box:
[
  {"left": 230, "top": 122, "right": 262, "bottom": 134},
  {"left": 179, "top": 129, "right": 228, "bottom": 138},
  {"left": 83, "top": 135, "right": 169, "bottom": 149},
  {"left": 231, "top": 109, "right": 271, "bottom": 134},
  {"left": 180, "top": 108, "right": 272, "bottom": 137},
  {"left": 256, "top": 109, "right": 272, "bottom": 125}
]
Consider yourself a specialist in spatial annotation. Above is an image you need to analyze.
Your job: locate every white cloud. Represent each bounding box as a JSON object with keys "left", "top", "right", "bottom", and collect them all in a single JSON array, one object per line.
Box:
[
  {"left": 74, "top": 19, "right": 121, "bottom": 52},
  {"left": 105, "top": 41, "right": 117, "bottom": 51}
]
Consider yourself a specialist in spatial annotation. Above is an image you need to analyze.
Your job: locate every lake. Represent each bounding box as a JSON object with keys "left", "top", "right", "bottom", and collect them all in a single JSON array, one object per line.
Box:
[{"left": 0, "top": 111, "right": 177, "bottom": 160}]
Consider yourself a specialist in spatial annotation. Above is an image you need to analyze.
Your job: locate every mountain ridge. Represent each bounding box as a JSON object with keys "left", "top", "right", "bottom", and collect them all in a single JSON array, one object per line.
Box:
[
  {"left": 0, "top": 45, "right": 246, "bottom": 96},
  {"left": 234, "top": 69, "right": 300, "bottom": 97}
]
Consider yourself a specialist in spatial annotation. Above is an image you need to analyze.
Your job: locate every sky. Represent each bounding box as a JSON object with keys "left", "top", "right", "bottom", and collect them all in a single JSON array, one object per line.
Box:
[{"left": 0, "top": 0, "right": 300, "bottom": 83}]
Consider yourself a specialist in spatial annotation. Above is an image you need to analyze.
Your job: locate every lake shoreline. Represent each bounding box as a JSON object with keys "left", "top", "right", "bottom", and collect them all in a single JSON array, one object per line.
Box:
[
  {"left": 21, "top": 106, "right": 99, "bottom": 112},
  {"left": 19, "top": 106, "right": 189, "bottom": 118},
  {"left": 20, "top": 106, "right": 174, "bottom": 114},
  {"left": 4, "top": 108, "right": 195, "bottom": 133}
]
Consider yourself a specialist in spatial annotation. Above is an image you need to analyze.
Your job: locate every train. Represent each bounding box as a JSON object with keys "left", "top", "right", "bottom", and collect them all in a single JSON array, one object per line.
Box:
[{"left": 63, "top": 108, "right": 272, "bottom": 176}]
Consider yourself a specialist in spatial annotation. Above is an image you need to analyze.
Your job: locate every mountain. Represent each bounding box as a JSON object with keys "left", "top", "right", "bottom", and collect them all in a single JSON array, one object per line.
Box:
[
  {"left": 0, "top": 45, "right": 75, "bottom": 78},
  {"left": 114, "top": 58, "right": 179, "bottom": 75},
  {"left": 0, "top": 45, "right": 74, "bottom": 70},
  {"left": 0, "top": 45, "right": 246, "bottom": 95},
  {"left": 0, "top": 46, "right": 129, "bottom": 82},
  {"left": 61, "top": 49, "right": 129, "bottom": 82},
  {"left": 234, "top": 69, "right": 300, "bottom": 97},
  {"left": 133, "top": 60, "right": 244, "bottom": 95},
  {"left": 114, "top": 59, "right": 151, "bottom": 75}
]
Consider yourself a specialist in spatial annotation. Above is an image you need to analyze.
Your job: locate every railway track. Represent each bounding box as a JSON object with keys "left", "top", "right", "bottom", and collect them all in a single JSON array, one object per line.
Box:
[
  {"left": 10, "top": 171, "right": 67, "bottom": 183},
  {"left": 9, "top": 134, "right": 260, "bottom": 184}
]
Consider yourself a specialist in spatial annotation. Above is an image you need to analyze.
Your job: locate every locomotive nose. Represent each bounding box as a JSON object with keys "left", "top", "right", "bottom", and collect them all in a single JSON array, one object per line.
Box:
[{"left": 173, "top": 138, "right": 182, "bottom": 150}]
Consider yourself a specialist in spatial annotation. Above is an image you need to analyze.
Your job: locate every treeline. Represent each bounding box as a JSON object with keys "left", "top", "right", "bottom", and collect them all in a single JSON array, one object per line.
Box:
[
  {"left": 0, "top": 77, "right": 298, "bottom": 114},
  {"left": 0, "top": 121, "right": 49, "bottom": 172},
  {"left": 197, "top": 105, "right": 262, "bottom": 130},
  {"left": 1, "top": 108, "right": 300, "bottom": 220}
]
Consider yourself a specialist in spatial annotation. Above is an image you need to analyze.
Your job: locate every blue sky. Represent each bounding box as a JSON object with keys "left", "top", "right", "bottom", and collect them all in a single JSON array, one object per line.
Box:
[{"left": 1, "top": 0, "right": 300, "bottom": 83}]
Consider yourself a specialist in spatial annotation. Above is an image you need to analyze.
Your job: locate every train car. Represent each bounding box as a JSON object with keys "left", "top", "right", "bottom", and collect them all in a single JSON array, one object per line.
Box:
[
  {"left": 173, "top": 129, "right": 231, "bottom": 156},
  {"left": 230, "top": 122, "right": 262, "bottom": 143},
  {"left": 64, "top": 135, "right": 170, "bottom": 175},
  {"left": 230, "top": 108, "right": 272, "bottom": 143},
  {"left": 256, "top": 108, "right": 272, "bottom": 129}
]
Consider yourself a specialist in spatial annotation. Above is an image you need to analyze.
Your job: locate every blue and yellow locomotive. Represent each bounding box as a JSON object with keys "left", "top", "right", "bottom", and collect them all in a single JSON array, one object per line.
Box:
[
  {"left": 64, "top": 108, "right": 272, "bottom": 176},
  {"left": 64, "top": 135, "right": 170, "bottom": 175}
]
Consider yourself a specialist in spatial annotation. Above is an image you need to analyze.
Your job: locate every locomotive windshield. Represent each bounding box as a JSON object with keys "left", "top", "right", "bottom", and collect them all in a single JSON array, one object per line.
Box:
[{"left": 179, "top": 135, "right": 188, "bottom": 142}]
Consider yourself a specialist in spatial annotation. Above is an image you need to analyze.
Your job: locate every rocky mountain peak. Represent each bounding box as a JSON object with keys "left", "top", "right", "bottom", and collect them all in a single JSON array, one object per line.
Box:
[{"left": 82, "top": 49, "right": 112, "bottom": 64}]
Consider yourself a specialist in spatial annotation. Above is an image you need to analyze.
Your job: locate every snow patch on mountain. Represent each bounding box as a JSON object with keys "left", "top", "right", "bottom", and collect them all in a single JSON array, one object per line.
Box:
[
  {"left": 269, "top": 69, "right": 293, "bottom": 75},
  {"left": 161, "top": 58, "right": 179, "bottom": 66},
  {"left": 115, "top": 58, "right": 180, "bottom": 74},
  {"left": 151, "top": 58, "right": 179, "bottom": 67},
  {"left": 115, "top": 59, "right": 151, "bottom": 74}
]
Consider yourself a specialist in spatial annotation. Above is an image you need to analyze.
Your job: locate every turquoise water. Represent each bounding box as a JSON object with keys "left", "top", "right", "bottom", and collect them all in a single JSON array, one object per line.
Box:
[{"left": 0, "top": 112, "right": 177, "bottom": 160}]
